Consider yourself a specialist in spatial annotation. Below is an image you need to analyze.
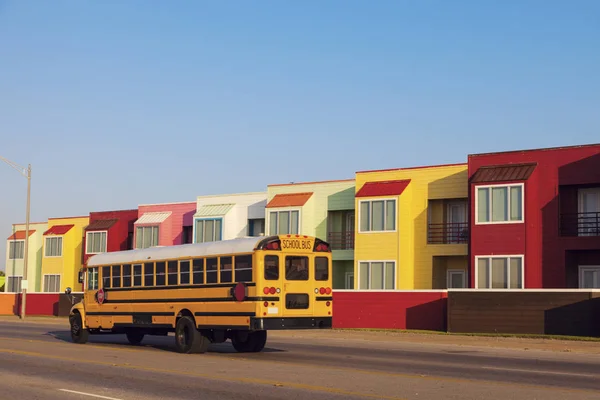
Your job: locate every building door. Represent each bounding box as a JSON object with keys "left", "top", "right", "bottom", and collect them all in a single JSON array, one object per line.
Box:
[
  {"left": 345, "top": 212, "right": 355, "bottom": 249},
  {"left": 579, "top": 266, "right": 600, "bottom": 288},
  {"left": 578, "top": 189, "right": 600, "bottom": 236},
  {"left": 447, "top": 269, "right": 466, "bottom": 288},
  {"left": 447, "top": 202, "right": 467, "bottom": 243}
]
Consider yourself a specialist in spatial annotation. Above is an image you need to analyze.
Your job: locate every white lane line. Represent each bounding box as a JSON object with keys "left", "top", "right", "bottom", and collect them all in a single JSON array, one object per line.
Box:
[{"left": 58, "top": 389, "right": 123, "bottom": 400}]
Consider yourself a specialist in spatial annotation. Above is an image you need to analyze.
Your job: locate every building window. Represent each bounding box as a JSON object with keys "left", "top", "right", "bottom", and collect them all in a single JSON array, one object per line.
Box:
[
  {"left": 476, "top": 184, "right": 523, "bottom": 224},
  {"left": 45, "top": 237, "right": 63, "bottom": 257},
  {"left": 136, "top": 226, "right": 159, "bottom": 249},
  {"left": 476, "top": 255, "right": 523, "bottom": 289},
  {"left": 248, "top": 218, "right": 265, "bottom": 236},
  {"left": 358, "top": 261, "right": 396, "bottom": 289},
  {"left": 359, "top": 199, "right": 396, "bottom": 232},
  {"left": 579, "top": 266, "right": 600, "bottom": 288},
  {"left": 86, "top": 231, "right": 107, "bottom": 254},
  {"left": 43, "top": 274, "right": 61, "bottom": 292},
  {"left": 345, "top": 272, "right": 354, "bottom": 289},
  {"left": 7, "top": 276, "right": 22, "bottom": 292},
  {"left": 447, "top": 270, "right": 466, "bottom": 288},
  {"left": 269, "top": 210, "right": 299, "bottom": 235},
  {"left": 195, "top": 218, "right": 222, "bottom": 243},
  {"left": 8, "top": 240, "right": 24, "bottom": 259}
]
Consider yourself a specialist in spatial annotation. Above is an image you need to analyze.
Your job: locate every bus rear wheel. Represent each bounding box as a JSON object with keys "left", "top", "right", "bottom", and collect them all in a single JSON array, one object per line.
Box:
[
  {"left": 231, "top": 330, "right": 267, "bottom": 353},
  {"left": 69, "top": 313, "right": 89, "bottom": 344},
  {"left": 175, "top": 316, "right": 209, "bottom": 354}
]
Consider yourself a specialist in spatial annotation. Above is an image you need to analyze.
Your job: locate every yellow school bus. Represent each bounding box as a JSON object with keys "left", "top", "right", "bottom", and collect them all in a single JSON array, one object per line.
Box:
[{"left": 67, "top": 235, "right": 333, "bottom": 353}]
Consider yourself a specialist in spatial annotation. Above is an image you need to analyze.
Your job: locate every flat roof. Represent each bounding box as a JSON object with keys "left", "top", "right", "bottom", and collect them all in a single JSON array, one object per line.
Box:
[
  {"left": 268, "top": 178, "right": 354, "bottom": 187},
  {"left": 356, "top": 162, "right": 467, "bottom": 174},
  {"left": 469, "top": 142, "right": 600, "bottom": 157}
]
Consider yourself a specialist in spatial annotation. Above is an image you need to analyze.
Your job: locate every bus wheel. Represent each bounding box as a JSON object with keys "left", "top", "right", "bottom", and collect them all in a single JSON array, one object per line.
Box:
[
  {"left": 69, "top": 313, "right": 89, "bottom": 344},
  {"left": 126, "top": 331, "right": 145, "bottom": 346},
  {"left": 231, "top": 330, "right": 267, "bottom": 353},
  {"left": 175, "top": 316, "right": 209, "bottom": 354}
]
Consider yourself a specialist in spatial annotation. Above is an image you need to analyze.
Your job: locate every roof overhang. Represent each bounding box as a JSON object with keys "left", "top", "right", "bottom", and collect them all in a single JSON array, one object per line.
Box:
[
  {"left": 266, "top": 192, "right": 313, "bottom": 208},
  {"left": 355, "top": 180, "right": 411, "bottom": 198},
  {"left": 44, "top": 225, "right": 74, "bottom": 235},
  {"left": 194, "top": 204, "right": 234, "bottom": 218},
  {"left": 85, "top": 219, "right": 118, "bottom": 231},
  {"left": 7, "top": 230, "right": 36, "bottom": 240},
  {"left": 134, "top": 211, "right": 172, "bottom": 225},
  {"left": 470, "top": 163, "right": 536, "bottom": 184}
]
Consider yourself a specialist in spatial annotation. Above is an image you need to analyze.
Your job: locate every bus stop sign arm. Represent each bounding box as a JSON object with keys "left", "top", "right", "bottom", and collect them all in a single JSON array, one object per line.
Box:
[{"left": 0, "top": 156, "right": 31, "bottom": 320}]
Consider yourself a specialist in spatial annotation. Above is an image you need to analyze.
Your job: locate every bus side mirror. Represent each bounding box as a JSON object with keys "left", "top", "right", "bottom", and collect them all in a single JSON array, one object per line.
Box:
[
  {"left": 78, "top": 271, "right": 84, "bottom": 283},
  {"left": 65, "top": 287, "right": 72, "bottom": 295}
]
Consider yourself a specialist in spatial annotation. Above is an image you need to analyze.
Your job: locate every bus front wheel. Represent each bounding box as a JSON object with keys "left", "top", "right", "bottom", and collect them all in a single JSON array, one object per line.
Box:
[
  {"left": 231, "top": 330, "right": 267, "bottom": 353},
  {"left": 69, "top": 313, "right": 89, "bottom": 344},
  {"left": 175, "top": 316, "right": 209, "bottom": 354}
]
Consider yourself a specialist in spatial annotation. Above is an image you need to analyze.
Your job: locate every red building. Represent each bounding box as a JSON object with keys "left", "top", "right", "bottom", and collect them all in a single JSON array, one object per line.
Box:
[
  {"left": 468, "top": 143, "right": 600, "bottom": 289},
  {"left": 82, "top": 209, "right": 139, "bottom": 266}
]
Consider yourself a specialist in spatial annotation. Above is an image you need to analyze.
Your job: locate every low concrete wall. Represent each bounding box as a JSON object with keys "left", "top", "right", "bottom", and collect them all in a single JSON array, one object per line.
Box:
[{"left": 0, "top": 293, "right": 83, "bottom": 317}]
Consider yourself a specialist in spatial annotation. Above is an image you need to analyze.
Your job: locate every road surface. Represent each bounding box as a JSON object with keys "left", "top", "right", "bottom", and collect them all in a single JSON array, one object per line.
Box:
[{"left": 0, "top": 319, "right": 599, "bottom": 399}]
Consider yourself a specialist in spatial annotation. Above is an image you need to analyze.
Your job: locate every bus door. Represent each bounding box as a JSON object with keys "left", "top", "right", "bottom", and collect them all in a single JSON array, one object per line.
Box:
[{"left": 282, "top": 254, "right": 314, "bottom": 317}]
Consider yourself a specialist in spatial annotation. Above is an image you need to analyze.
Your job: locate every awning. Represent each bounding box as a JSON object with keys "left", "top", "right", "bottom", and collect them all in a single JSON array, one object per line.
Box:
[
  {"left": 7, "top": 230, "right": 36, "bottom": 240},
  {"left": 355, "top": 179, "right": 411, "bottom": 197},
  {"left": 44, "top": 225, "right": 74, "bottom": 235},
  {"left": 470, "top": 163, "right": 536, "bottom": 183},
  {"left": 194, "top": 204, "right": 234, "bottom": 218},
  {"left": 85, "top": 219, "right": 118, "bottom": 231},
  {"left": 266, "top": 192, "right": 313, "bottom": 208},
  {"left": 134, "top": 211, "right": 172, "bottom": 225}
]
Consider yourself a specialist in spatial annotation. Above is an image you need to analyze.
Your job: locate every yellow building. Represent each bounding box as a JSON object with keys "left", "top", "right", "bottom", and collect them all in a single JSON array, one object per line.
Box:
[
  {"left": 40, "top": 216, "right": 89, "bottom": 292},
  {"left": 354, "top": 163, "right": 468, "bottom": 290}
]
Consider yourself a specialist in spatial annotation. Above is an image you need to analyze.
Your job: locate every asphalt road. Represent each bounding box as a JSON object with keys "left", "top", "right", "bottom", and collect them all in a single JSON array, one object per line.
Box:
[{"left": 0, "top": 320, "right": 599, "bottom": 400}]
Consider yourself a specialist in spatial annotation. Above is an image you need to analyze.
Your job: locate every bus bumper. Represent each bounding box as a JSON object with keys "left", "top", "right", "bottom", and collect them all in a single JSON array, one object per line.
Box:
[{"left": 250, "top": 317, "right": 332, "bottom": 330}]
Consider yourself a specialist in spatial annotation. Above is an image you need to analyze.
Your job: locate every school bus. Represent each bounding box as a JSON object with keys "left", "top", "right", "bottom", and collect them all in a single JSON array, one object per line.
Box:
[{"left": 66, "top": 234, "right": 333, "bottom": 354}]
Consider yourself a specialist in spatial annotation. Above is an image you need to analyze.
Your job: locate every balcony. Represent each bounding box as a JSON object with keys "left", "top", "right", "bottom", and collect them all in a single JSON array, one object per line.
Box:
[
  {"left": 560, "top": 212, "right": 600, "bottom": 237},
  {"left": 428, "top": 222, "right": 469, "bottom": 244},
  {"left": 327, "top": 231, "right": 355, "bottom": 250}
]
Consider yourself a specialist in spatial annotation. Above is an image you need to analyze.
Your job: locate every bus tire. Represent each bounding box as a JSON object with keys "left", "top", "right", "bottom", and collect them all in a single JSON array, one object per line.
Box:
[
  {"left": 175, "top": 316, "right": 209, "bottom": 354},
  {"left": 69, "top": 312, "right": 89, "bottom": 344},
  {"left": 232, "top": 330, "right": 267, "bottom": 353},
  {"left": 126, "top": 330, "right": 145, "bottom": 346}
]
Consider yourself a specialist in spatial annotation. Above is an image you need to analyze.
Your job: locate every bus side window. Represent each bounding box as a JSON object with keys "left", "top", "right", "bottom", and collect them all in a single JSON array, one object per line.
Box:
[
  {"left": 264, "top": 255, "right": 279, "bottom": 280},
  {"left": 155, "top": 261, "right": 166, "bottom": 286},
  {"left": 315, "top": 257, "right": 329, "bottom": 281},
  {"left": 87, "top": 267, "right": 98, "bottom": 290},
  {"left": 206, "top": 258, "right": 218, "bottom": 284},
  {"left": 133, "top": 264, "right": 142, "bottom": 286},
  {"left": 112, "top": 265, "right": 122, "bottom": 288},
  {"left": 234, "top": 254, "right": 253, "bottom": 282},
  {"left": 220, "top": 257, "right": 232, "bottom": 283},
  {"left": 102, "top": 266, "right": 111, "bottom": 288},
  {"left": 144, "top": 262, "right": 154, "bottom": 286},
  {"left": 192, "top": 258, "right": 204, "bottom": 284},
  {"left": 122, "top": 264, "right": 132, "bottom": 287},
  {"left": 180, "top": 260, "right": 191, "bottom": 285},
  {"left": 168, "top": 260, "right": 178, "bottom": 285}
]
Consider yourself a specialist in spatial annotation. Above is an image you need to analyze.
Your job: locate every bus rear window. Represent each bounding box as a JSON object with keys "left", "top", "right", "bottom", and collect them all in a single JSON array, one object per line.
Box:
[
  {"left": 315, "top": 257, "right": 329, "bottom": 281},
  {"left": 264, "top": 255, "right": 279, "bottom": 280},
  {"left": 285, "top": 256, "right": 308, "bottom": 281}
]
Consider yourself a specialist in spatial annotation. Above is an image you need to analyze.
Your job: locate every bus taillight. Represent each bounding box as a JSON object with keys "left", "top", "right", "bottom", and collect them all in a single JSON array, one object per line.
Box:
[
  {"left": 263, "top": 287, "right": 279, "bottom": 295},
  {"left": 317, "top": 287, "right": 332, "bottom": 295}
]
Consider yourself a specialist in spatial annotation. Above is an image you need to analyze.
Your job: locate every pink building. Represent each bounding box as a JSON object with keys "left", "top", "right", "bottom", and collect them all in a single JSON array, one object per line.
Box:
[{"left": 134, "top": 201, "right": 196, "bottom": 248}]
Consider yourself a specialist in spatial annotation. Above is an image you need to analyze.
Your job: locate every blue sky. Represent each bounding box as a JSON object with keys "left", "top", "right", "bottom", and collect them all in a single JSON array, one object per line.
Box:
[{"left": 1, "top": 1, "right": 599, "bottom": 266}]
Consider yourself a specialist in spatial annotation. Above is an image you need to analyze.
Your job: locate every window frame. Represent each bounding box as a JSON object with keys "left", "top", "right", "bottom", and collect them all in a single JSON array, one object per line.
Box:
[
  {"left": 357, "top": 197, "right": 397, "bottom": 233},
  {"left": 193, "top": 217, "right": 223, "bottom": 243},
  {"left": 43, "top": 274, "right": 62, "bottom": 293},
  {"left": 357, "top": 260, "right": 397, "bottom": 290},
  {"left": 446, "top": 269, "right": 466, "bottom": 289},
  {"left": 6, "top": 276, "right": 23, "bottom": 293},
  {"left": 136, "top": 225, "right": 159, "bottom": 249},
  {"left": 578, "top": 265, "right": 600, "bottom": 288},
  {"left": 44, "top": 236, "right": 63, "bottom": 258},
  {"left": 8, "top": 240, "right": 25, "bottom": 260},
  {"left": 474, "top": 183, "right": 525, "bottom": 225},
  {"left": 86, "top": 230, "right": 108, "bottom": 254},
  {"left": 268, "top": 208, "right": 302, "bottom": 235},
  {"left": 474, "top": 254, "right": 525, "bottom": 289}
]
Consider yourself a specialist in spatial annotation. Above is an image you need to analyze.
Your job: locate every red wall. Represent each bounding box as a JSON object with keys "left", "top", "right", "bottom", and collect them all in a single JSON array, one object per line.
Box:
[
  {"left": 332, "top": 291, "right": 448, "bottom": 331},
  {"left": 468, "top": 144, "right": 600, "bottom": 288},
  {"left": 82, "top": 209, "right": 138, "bottom": 266}
]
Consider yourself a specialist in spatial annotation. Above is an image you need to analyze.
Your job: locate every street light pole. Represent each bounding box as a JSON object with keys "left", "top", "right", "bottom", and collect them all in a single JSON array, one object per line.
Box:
[{"left": 0, "top": 156, "right": 31, "bottom": 320}]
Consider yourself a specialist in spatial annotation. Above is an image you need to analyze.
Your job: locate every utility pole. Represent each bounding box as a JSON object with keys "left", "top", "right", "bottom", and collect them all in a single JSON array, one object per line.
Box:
[{"left": 0, "top": 157, "right": 31, "bottom": 319}]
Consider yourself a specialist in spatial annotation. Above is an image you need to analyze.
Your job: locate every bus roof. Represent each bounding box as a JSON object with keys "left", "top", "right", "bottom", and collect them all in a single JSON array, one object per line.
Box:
[{"left": 86, "top": 236, "right": 268, "bottom": 267}]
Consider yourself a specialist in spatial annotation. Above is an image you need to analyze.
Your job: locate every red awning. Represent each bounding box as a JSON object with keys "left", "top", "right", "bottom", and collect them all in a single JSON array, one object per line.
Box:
[
  {"left": 356, "top": 180, "right": 411, "bottom": 197},
  {"left": 85, "top": 219, "right": 118, "bottom": 231},
  {"left": 470, "top": 163, "right": 536, "bottom": 183},
  {"left": 44, "top": 224, "right": 74, "bottom": 235},
  {"left": 266, "top": 192, "right": 313, "bottom": 208},
  {"left": 7, "top": 230, "right": 36, "bottom": 240}
]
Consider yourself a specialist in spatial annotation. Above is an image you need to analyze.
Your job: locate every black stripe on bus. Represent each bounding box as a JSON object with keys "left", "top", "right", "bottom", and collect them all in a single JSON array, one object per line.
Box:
[
  {"left": 104, "top": 282, "right": 256, "bottom": 292},
  {"left": 315, "top": 296, "right": 333, "bottom": 301},
  {"left": 86, "top": 312, "right": 175, "bottom": 316},
  {"left": 197, "top": 325, "right": 250, "bottom": 330},
  {"left": 102, "top": 296, "right": 279, "bottom": 304},
  {"left": 194, "top": 312, "right": 256, "bottom": 317}
]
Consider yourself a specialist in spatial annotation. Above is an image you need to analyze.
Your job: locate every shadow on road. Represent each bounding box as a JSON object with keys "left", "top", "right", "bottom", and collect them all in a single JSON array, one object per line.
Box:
[{"left": 44, "top": 330, "right": 285, "bottom": 355}]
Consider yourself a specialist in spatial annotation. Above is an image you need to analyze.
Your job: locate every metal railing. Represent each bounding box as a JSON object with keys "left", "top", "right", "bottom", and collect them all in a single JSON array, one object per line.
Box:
[
  {"left": 428, "top": 222, "right": 469, "bottom": 244},
  {"left": 327, "top": 231, "right": 355, "bottom": 250},
  {"left": 560, "top": 212, "right": 600, "bottom": 237}
]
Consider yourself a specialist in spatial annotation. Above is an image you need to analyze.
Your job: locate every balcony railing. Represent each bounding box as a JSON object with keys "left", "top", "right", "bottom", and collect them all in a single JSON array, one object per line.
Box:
[
  {"left": 327, "top": 231, "right": 355, "bottom": 250},
  {"left": 560, "top": 212, "right": 600, "bottom": 237},
  {"left": 428, "top": 222, "right": 469, "bottom": 244}
]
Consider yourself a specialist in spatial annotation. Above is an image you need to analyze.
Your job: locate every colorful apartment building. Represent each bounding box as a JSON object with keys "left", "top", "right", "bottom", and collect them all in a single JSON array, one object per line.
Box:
[
  {"left": 82, "top": 209, "right": 138, "bottom": 266},
  {"left": 354, "top": 164, "right": 469, "bottom": 290},
  {"left": 5, "top": 221, "right": 48, "bottom": 292},
  {"left": 266, "top": 179, "right": 356, "bottom": 289},
  {"left": 468, "top": 143, "right": 600, "bottom": 289},
  {"left": 134, "top": 202, "right": 196, "bottom": 248},
  {"left": 193, "top": 192, "right": 267, "bottom": 243},
  {"left": 40, "top": 216, "right": 89, "bottom": 292}
]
